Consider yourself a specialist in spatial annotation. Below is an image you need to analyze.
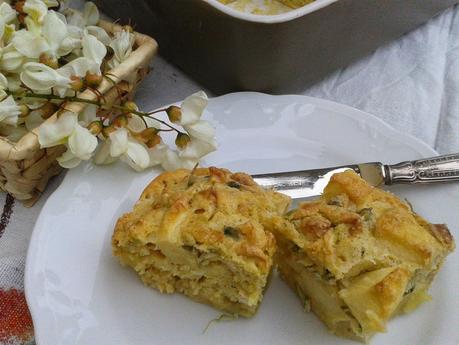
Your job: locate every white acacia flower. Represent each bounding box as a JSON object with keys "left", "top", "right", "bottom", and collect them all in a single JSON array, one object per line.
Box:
[
  {"left": 0, "top": 0, "right": 160, "bottom": 171},
  {"left": 57, "top": 126, "right": 99, "bottom": 168},
  {"left": 66, "top": 2, "right": 99, "bottom": 28},
  {"left": 101, "top": 116, "right": 169, "bottom": 170},
  {"left": 43, "top": 0, "right": 60, "bottom": 8},
  {"left": 0, "top": 3, "right": 16, "bottom": 41},
  {"left": 39, "top": 111, "right": 78, "bottom": 148},
  {"left": 58, "top": 33, "right": 106, "bottom": 78},
  {"left": 174, "top": 91, "right": 217, "bottom": 161},
  {"left": 122, "top": 91, "right": 217, "bottom": 170},
  {"left": 85, "top": 26, "right": 111, "bottom": 45},
  {"left": 0, "top": 73, "right": 8, "bottom": 100},
  {"left": 20, "top": 62, "right": 70, "bottom": 96},
  {"left": 161, "top": 149, "right": 198, "bottom": 171},
  {"left": 0, "top": 45, "right": 28, "bottom": 73},
  {"left": 57, "top": 147, "right": 85, "bottom": 168},
  {"left": 180, "top": 120, "right": 217, "bottom": 159},
  {"left": 67, "top": 122, "right": 98, "bottom": 159},
  {"left": 147, "top": 141, "right": 168, "bottom": 168},
  {"left": 94, "top": 128, "right": 151, "bottom": 171},
  {"left": 184, "top": 120, "right": 216, "bottom": 144},
  {"left": 81, "top": 32, "right": 106, "bottom": 68},
  {"left": 0, "top": 22, "right": 15, "bottom": 44},
  {"left": 108, "top": 30, "right": 135, "bottom": 69},
  {"left": 11, "top": 29, "right": 48, "bottom": 59},
  {"left": 177, "top": 91, "right": 208, "bottom": 126},
  {"left": 0, "top": 18, "right": 5, "bottom": 42},
  {"left": 0, "top": 3, "right": 18, "bottom": 24},
  {"left": 0, "top": 96, "right": 21, "bottom": 126},
  {"left": 93, "top": 140, "right": 116, "bottom": 165},
  {"left": 24, "top": 0, "right": 49, "bottom": 24},
  {"left": 109, "top": 127, "right": 129, "bottom": 157},
  {"left": 56, "top": 123, "right": 98, "bottom": 168},
  {"left": 61, "top": 2, "right": 101, "bottom": 57},
  {"left": 42, "top": 11, "right": 70, "bottom": 57},
  {"left": 12, "top": 11, "right": 69, "bottom": 59},
  {"left": 39, "top": 110, "right": 98, "bottom": 168},
  {"left": 108, "top": 127, "right": 150, "bottom": 171},
  {"left": 81, "top": 2, "right": 99, "bottom": 26},
  {"left": 161, "top": 149, "right": 182, "bottom": 171},
  {"left": 57, "top": 56, "right": 97, "bottom": 79},
  {"left": 5, "top": 75, "right": 22, "bottom": 92},
  {"left": 179, "top": 136, "right": 217, "bottom": 161}
]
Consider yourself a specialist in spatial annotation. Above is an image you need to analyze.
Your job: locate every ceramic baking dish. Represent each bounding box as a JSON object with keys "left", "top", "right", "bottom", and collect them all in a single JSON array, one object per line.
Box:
[{"left": 96, "top": 0, "right": 459, "bottom": 93}]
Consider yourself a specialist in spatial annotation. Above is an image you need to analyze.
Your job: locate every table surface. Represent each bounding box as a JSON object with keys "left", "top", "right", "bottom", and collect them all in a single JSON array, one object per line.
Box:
[{"left": 1, "top": 3, "right": 459, "bottom": 344}]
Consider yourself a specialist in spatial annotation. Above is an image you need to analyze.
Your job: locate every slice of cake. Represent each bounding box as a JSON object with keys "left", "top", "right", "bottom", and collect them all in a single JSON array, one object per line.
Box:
[
  {"left": 112, "top": 167, "right": 290, "bottom": 317},
  {"left": 275, "top": 170, "right": 455, "bottom": 342}
]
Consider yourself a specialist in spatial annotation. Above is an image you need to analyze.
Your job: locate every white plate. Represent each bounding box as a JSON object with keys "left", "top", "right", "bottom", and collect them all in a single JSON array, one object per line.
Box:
[{"left": 25, "top": 93, "right": 459, "bottom": 345}]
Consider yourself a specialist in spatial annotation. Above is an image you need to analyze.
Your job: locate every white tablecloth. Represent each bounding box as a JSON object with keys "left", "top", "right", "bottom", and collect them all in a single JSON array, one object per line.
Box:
[{"left": 1, "top": 4, "right": 458, "bottom": 344}]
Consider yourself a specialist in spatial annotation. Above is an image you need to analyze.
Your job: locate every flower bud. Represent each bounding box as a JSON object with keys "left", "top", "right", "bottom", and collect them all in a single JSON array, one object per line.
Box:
[
  {"left": 85, "top": 72, "right": 103, "bottom": 88},
  {"left": 14, "top": 0, "right": 25, "bottom": 14},
  {"left": 139, "top": 127, "right": 158, "bottom": 141},
  {"left": 69, "top": 76, "right": 85, "bottom": 92},
  {"left": 175, "top": 133, "right": 191, "bottom": 149},
  {"left": 87, "top": 121, "right": 103, "bottom": 135},
  {"left": 146, "top": 134, "right": 161, "bottom": 148},
  {"left": 102, "top": 125, "right": 116, "bottom": 138},
  {"left": 48, "top": 1, "right": 61, "bottom": 11},
  {"left": 123, "top": 101, "right": 138, "bottom": 112},
  {"left": 166, "top": 105, "right": 181, "bottom": 123},
  {"left": 39, "top": 53, "right": 59, "bottom": 69},
  {"left": 39, "top": 102, "right": 58, "bottom": 120},
  {"left": 18, "top": 104, "right": 30, "bottom": 118},
  {"left": 123, "top": 25, "right": 134, "bottom": 33},
  {"left": 112, "top": 115, "right": 128, "bottom": 128}
]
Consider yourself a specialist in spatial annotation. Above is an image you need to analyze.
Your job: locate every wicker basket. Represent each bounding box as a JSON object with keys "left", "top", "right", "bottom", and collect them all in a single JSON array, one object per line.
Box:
[{"left": 0, "top": 19, "right": 158, "bottom": 206}]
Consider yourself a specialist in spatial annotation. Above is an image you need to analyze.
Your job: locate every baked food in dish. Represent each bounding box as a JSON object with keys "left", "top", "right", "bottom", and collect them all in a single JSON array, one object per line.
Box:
[
  {"left": 275, "top": 170, "right": 455, "bottom": 342},
  {"left": 218, "top": 0, "right": 312, "bottom": 15},
  {"left": 279, "top": 0, "right": 314, "bottom": 8},
  {"left": 112, "top": 167, "right": 290, "bottom": 317}
]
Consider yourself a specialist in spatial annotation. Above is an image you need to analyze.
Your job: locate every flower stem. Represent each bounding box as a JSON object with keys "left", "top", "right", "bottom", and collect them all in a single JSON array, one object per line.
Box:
[{"left": 10, "top": 91, "right": 184, "bottom": 134}]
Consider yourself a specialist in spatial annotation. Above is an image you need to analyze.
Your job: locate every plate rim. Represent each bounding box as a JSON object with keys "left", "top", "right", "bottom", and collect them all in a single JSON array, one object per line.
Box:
[{"left": 24, "top": 91, "right": 439, "bottom": 344}]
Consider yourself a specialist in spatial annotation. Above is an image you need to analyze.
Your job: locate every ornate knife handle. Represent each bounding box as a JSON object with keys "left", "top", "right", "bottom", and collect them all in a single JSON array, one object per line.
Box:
[{"left": 384, "top": 153, "right": 459, "bottom": 184}]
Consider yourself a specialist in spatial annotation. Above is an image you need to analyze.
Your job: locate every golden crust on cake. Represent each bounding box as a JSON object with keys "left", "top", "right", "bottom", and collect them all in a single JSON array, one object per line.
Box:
[
  {"left": 275, "top": 170, "right": 455, "bottom": 342},
  {"left": 112, "top": 167, "right": 290, "bottom": 317},
  {"left": 279, "top": 0, "right": 314, "bottom": 8},
  {"left": 219, "top": 0, "right": 314, "bottom": 14}
]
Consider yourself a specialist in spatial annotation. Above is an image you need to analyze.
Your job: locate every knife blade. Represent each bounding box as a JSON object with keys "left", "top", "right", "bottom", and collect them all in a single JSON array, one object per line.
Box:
[{"left": 252, "top": 153, "right": 459, "bottom": 199}]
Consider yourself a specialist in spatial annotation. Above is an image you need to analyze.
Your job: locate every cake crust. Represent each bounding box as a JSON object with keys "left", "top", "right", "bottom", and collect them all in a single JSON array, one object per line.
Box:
[
  {"left": 276, "top": 170, "right": 455, "bottom": 342},
  {"left": 113, "top": 167, "right": 290, "bottom": 316}
]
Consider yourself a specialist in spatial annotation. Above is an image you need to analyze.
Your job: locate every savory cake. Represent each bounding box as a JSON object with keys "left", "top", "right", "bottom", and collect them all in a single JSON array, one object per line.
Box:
[
  {"left": 112, "top": 167, "right": 290, "bottom": 317},
  {"left": 275, "top": 170, "right": 455, "bottom": 342},
  {"left": 218, "top": 0, "right": 314, "bottom": 15},
  {"left": 278, "top": 0, "right": 314, "bottom": 8}
]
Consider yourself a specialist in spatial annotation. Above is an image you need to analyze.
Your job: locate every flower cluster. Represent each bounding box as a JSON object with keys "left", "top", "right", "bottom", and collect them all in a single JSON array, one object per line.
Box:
[
  {"left": 0, "top": 0, "right": 217, "bottom": 171},
  {"left": 41, "top": 91, "right": 217, "bottom": 171}
]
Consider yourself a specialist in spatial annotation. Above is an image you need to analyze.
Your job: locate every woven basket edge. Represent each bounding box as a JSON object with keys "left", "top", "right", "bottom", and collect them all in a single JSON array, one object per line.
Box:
[{"left": 0, "top": 18, "right": 158, "bottom": 161}]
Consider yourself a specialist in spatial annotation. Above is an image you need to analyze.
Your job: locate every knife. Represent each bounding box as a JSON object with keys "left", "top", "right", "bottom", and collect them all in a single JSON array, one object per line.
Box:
[{"left": 252, "top": 153, "right": 459, "bottom": 199}]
